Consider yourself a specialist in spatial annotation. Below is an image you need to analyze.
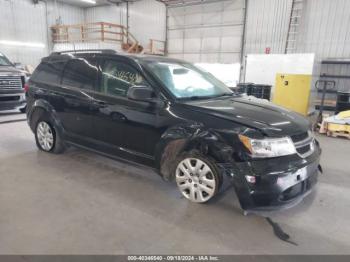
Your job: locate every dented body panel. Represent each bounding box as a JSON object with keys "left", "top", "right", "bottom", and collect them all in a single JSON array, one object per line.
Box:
[{"left": 153, "top": 98, "right": 321, "bottom": 211}]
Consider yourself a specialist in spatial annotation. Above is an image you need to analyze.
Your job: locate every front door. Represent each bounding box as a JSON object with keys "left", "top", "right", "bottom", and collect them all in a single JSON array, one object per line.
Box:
[{"left": 91, "top": 58, "right": 163, "bottom": 165}]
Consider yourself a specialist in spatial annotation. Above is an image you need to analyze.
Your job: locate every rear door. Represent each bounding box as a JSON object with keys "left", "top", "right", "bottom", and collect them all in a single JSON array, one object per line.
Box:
[
  {"left": 52, "top": 57, "right": 98, "bottom": 142},
  {"left": 28, "top": 60, "right": 65, "bottom": 112}
]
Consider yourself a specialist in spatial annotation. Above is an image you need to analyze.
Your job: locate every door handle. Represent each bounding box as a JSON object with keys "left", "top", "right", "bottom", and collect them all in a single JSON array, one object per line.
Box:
[
  {"left": 92, "top": 100, "right": 107, "bottom": 107},
  {"left": 111, "top": 112, "right": 127, "bottom": 122}
]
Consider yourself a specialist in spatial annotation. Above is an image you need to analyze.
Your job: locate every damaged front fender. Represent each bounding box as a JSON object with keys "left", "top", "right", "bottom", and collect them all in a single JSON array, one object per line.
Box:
[{"left": 154, "top": 123, "right": 235, "bottom": 181}]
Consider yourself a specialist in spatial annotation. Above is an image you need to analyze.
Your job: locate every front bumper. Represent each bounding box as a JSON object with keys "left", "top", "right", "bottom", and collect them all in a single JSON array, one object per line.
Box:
[
  {"left": 222, "top": 143, "right": 321, "bottom": 212},
  {"left": 0, "top": 89, "right": 26, "bottom": 111}
]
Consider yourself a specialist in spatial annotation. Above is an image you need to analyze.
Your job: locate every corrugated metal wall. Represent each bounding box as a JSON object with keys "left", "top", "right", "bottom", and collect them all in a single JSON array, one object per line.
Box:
[
  {"left": 244, "top": 0, "right": 292, "bottom": 54},
  {"left": 243, "top": 0, "right": 350, "bottom": 91},
  {"left": 296, "top": 0, "right": 350, "bottom": 58},
  {"left": 297, "top": 0, "right": 350, "bottom": 92},
  {"left": 85, "top": 5, "right": 126, "bottom": 26},
  {"left": 0, "top": 0, "right": 47, "bottom": 66},
  {"left": 129, "top": 0, "right": 166, "bottom": 48},
  {"left": 2, "top": 0, "right": 350, "bottom": 70},
  {"left": 46, "top": 1, "right": 85, "bottom": 25},
  {"left": 0, "top": 0, "right": 84, "bottom": 66},
  {"left": 244, "top": 0, "right": 350, "bottom": 59},
  {"left": 167, "top": 0, "right": 245, "bottom": 63},
  {"left": 85, "top": 1, "right": 166, "bottom": 48},
  {"left": 0, "top": 0, "right": 165, "bottom": 66}
]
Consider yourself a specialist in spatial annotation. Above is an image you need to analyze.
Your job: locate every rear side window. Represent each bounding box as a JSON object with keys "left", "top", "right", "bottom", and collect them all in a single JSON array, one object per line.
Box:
[
  {"left": 31, "top": 61, "right": 65, "bottom": 85},
  {"left": 99, "top": 60, "right": 147, "bottom": 97},
  {"left": 62, "top": 58, "right": 97, "bottom": 90}
]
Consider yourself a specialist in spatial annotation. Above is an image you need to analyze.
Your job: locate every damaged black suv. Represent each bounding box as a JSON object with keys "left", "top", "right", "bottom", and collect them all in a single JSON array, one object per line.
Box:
[{"left": 26, "top": 50, "right": 321, "bottom": 212}]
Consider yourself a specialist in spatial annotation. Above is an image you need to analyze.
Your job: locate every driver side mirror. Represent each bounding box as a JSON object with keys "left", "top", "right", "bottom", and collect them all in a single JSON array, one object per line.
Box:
[{"left": 127, "top": 85, "right": 156, "bottom": 102}]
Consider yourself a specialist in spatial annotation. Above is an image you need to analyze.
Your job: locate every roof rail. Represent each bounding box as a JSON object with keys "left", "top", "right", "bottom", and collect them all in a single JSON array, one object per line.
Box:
[{"left": 51, "top": 49, "right": 117, "bottom": 55}]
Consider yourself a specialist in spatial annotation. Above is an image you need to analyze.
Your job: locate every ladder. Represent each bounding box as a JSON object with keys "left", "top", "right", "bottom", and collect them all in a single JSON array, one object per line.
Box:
[{"left": 285, "top": 0, "right": 304, "bottom": 54}]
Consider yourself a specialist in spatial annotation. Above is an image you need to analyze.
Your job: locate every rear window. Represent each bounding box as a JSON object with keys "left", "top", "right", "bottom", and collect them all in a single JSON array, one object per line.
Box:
[
  {"left": 31, "top": 61, "right": 65, "bottom": 85},
  {"left": 61, "top": 58, "right": 97, "bottom": 90}
]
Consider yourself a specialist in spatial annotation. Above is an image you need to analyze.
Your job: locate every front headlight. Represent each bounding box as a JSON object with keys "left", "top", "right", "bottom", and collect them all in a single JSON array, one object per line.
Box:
[{"left": 239, "top": 134, "right": 296, "bottom": 158}]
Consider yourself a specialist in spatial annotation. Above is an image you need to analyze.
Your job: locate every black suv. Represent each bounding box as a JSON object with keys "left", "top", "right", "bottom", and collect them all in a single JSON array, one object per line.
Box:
[
  {"left": 26, "top": 50, "right": 321, "bottom": 212},
  {"left": 0, "top": 52, "right": 27, "bottom": 112}
]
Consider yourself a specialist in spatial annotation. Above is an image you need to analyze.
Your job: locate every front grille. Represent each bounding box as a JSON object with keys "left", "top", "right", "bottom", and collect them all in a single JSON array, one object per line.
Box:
[
  {"left": 296, "top": 144, "right": 311, "bottom": 155},
  {"left": 0, "top": 76, "right": 23, "bottom": 89},
  {"left": 291, "top": 131, "right": 314, "bottom": 158},
  {"left": 290, "top": 132, "right": 309, "bottom": 143},
  {"left": 0, "top": 96, "right": 20, "bottom": 102}
]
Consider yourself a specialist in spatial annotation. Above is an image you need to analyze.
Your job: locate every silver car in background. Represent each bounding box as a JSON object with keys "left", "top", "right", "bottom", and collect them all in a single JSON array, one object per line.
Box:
[{"left": 0, "top": 52, "right": 27, "bottom": 112}]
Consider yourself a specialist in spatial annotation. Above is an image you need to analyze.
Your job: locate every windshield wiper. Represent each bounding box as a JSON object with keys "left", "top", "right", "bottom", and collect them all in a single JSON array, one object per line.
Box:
[
  {"left": 187, "top": 95, "right": 213, "bottom": 100},
  {"left": 214, "top": 93, "right": 234, "bottom": 98},
  {"left": 179, "top": 92, "right": 235, "bottom": 101}
]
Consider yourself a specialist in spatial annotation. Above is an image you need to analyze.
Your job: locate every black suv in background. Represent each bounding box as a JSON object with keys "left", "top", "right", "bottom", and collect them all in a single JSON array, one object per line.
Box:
[
  {"left": 0, "top": 52, "right": 27, "bottom": 112},
  {"left": 26, "top": 50, "right": 321, "bottom": 213}
]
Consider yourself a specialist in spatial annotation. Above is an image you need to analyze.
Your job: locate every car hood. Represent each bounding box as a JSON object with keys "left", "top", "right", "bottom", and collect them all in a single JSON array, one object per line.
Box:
[
  {"left": 182, "top": 95, "right": 310, "bottom": 137},
  {"left": 0, "top": 66, "right": 24, "bottom": 75}
]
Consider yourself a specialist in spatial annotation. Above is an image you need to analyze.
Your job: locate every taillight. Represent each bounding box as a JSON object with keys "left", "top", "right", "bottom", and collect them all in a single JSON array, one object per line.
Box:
[{"left": 24, "top": 83, "right": 29, "bottom": 93}]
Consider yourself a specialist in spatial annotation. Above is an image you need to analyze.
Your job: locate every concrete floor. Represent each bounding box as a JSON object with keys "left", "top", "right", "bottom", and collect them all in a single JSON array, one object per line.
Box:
[{"left": 0, "top": 112, "right": 350, "bottom": 255}]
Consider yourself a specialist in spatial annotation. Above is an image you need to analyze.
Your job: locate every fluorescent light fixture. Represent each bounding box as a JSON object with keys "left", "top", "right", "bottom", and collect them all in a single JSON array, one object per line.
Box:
[
  {"left": 81, "top": 0, "right": 96, "bottom": 4},
  {"left": 0, "top": 40, "right": 45, "bottom": 48}
]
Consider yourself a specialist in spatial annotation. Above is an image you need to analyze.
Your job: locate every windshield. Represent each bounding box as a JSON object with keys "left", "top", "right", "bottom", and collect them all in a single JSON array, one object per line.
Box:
[
  {"left": 0, "top": 53, "right": 12, "bottom": 66},
  {"left": 144, "top": 61, "right": 233, "bottom": 99}
]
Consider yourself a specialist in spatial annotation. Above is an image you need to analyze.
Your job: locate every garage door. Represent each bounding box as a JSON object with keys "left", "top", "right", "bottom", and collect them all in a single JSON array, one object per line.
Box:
[{"left": 167, "top": 0, "right": 245, "bottom": 64}]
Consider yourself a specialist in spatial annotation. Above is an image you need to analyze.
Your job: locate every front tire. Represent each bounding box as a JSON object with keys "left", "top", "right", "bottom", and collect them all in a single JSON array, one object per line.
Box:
[
  {"left": 35, "top": 117, "right": 65, "bottom": 154},
  {"left": 175, "top": 152, "right": 221, "bottom": 203}
]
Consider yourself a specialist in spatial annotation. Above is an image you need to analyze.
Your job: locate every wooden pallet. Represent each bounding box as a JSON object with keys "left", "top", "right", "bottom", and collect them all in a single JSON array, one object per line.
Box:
[{"left": 326, "top": 130, "right": 350, "bottom": 139}]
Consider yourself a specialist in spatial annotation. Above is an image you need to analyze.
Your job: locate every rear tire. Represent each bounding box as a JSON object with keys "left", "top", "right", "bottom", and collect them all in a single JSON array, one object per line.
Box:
[{"left": 35, "top": 116, "right": 65, "bottom": 154}]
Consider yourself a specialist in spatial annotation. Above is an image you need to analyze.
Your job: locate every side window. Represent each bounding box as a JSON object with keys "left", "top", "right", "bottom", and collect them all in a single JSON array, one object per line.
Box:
[
  {"left": 62, "top": 58, "right": 97, "bottom": 90},
  {"left": 31, "top": 61, "right": 65, "bottom": 85},
  {"left": 100, "top": 60, "right": 147, "bottom": 97}
]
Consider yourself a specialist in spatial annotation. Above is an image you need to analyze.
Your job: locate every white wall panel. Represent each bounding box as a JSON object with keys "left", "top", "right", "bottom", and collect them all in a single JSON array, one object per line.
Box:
[
  {"left": 222, "top": 36, "right": 241, "bottom": 52},
  {"left": 244, "top": 0, "right": 350, "bottom": 59},
  {"left": 243, "top": 0, "right": 350, "bottom": 90},
  {"left": 202, "top": 37, "right": 220, "bottom": 51},
  {"left": 296, "top": 0, "right": 350, "bottom": 59},
  {"left": 245, "top": 53, "right": 315, "bottom": 87},
  {"left": 46, "top": 1, "right": 85, "bottom": 25},
  {"left": 0, "top": 0, "right": 84, "bottom": 66},
  {"left": 85, "top": 5, "right": 126, "bottom": 25},
  {"left": 167, "top": 0, "right": 245, "bottom": 64},
  {"left": 184, "top": 38, "right": 201, "bottom": 52},
  {"left": 0, "top": 0, "right": 166, "bottom": 66},
  {"left": 85, "top": 1, "right": 166, "bottom": 49},
  {"left": 0, "top": 0, "right": 47, "bottom": 66},
  {"left": 129, "top": 0, "right": 166, "bottom": 48},
  {"left": 244, "top": 0, "right": 292, "bottom": 55},
  {"left": 168, "top": 39, "right": 183, "bottom": 52}
]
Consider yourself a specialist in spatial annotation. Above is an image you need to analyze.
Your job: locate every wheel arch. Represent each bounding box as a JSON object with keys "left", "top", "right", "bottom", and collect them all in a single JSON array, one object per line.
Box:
[
  {"left": 28, "top": 99, "right": 64, "bottom": 134},
  {"left": 155, "top": 124, "right": 234, "bottom": 181}
]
